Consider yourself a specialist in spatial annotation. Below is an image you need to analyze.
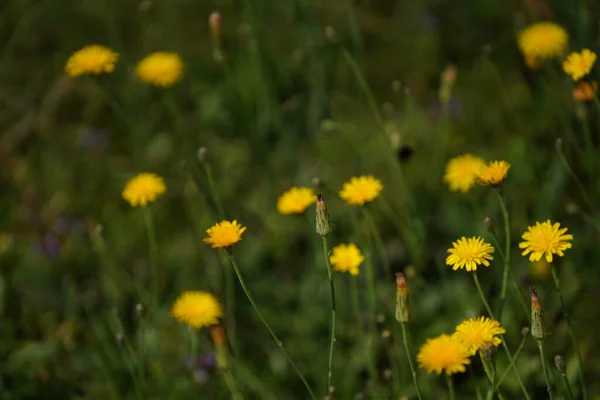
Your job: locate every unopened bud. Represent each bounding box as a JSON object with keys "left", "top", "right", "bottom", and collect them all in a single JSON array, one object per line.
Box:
[
  {"left": 135, "top": 303, "right": 144, "bottom": 317},
  {"left": 324, "top": 26, "right": 338, "bottom": 43},
  {"left": 521, "top": 326, "right": 530, "bottom": 337},
  {"left": 395, "top": 272, "right": 411, "bottom": 323},
  {"left": 209, "top": 11, "right": 221, "bottom": 39},
  {"left": 530, "top": 287, "right": 546, "bottom": 340},
  {"left": 484, "top": 217, "right": 496, "bottom": 232},
  {"left": 115, "top": 332, "right": 124, "bottom": 347},
  {"left": 439, "top": 64, "right": 457, "bottom": 102},
  {"left": 315, "top": 194, "right": 333, "bottom": 236},
  {"left": 211, "top": 324, "right": 229, "bottom": 369},
  {"left": 210, "top": 324, "right": 226, "bottom": 347},
  {"left": 554, "top": 355, "right": 566, "bottom": 374},
  {"left": 197, "top": 146, "right": 208, "bottom": 162},
  {"left": 556, "top": 138, "right": 563, "bottom": 154}
]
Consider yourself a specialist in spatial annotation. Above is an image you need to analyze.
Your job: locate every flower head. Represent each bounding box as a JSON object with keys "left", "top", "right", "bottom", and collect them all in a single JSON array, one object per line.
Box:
[
  {"left": 573, "top": 80, "right": 598, "bottom": 102},
  {"left": 136, "top": 52, "right": 184, "bottom": 87},
  {"left": 518, "top": 22, "right": 568, "bottom": 60},
  {"left": 563, "top": 49, "right": 596, "bottom": 81},
  {"left": 417, "top": 334, "right": 471, "bottom": 375},
  {"left": 329, "top": 243, "right": 364, "bottom": 276},
  {"left": 519, "top": 220, "right": 573, "bottom": 262},
  {"left": 171, "top": 291, "right": 223, "bottom": 329},
  {"left": 203, "top": 220, "right": 247, "bottom": 248},
  {"left": 122, "top": 173, "right": 166, "bottom": 207},
  {"left": 65, "top": 45, "right": 119, "bottom": 77},
  {"left": 339, "top": 175, "right": 383, "bottom": 206},
  {"left": 277, "top": 187, "right": 317, "bottom": 215},
  {"left": 454, "top": 317, "right": 505, "bottom": 355},
  {"left": 444, "top": 154, "right": 486, "bottom": 193},
  {"left": 476, "top": 160, "right": 510, "bottom": 186},
  {"left": 446, "top": 236, "right": 494, "bottom": 272}
]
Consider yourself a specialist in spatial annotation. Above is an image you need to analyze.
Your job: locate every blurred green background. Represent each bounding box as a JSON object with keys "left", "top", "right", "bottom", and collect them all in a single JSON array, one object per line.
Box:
[{"left": 1, "top": 0, "right": 600, "bottom": 398}]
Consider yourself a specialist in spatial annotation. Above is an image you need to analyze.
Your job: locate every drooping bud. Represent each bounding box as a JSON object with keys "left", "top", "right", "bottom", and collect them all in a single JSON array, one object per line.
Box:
[
  {"left": 439, "top": 64, "right": 457, "bottom": 102},
  {"left": 315, "top": 194, "right": 333, "bottom": 236},
  {"left": 530, "top": 287, "right": 546, "bottom": 340},
  {"left": 484, "top": 216, "right": 496, "bottom": 232},
  {"left": 395, "top": 272, "right": 411, "bottom": 323},
  {"left": 554, "top": 355, "right": 566, "bottom": 375}
]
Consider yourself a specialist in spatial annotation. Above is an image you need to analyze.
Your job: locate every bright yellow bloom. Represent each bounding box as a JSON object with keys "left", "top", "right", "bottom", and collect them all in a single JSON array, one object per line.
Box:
[
  {"left": 171, "top": 291, "right": 223, "bottom": 329},
  {"left": 519, "top": 220, "right": 573, "bottom": 262},
  {"left": 65, "top": 45, "right": 119, "bottom": 77},
  {"left": 518, "top": 22, "right": 568, "bottom": 60},
  {"left": 329, "top": 243, "right": 364, "bottom": 276},
  {"left": 136, "top": 52, "right": 184, "bottom": 87},
  {"left": 563, "top": 49, "right": 596, "bottom": 81},
  {"left": 203, "top": 220, "right": 247, "bottom": 248},
  {"left": 277, "top": 187, "right": 317, "bottom": 215},
  {"left": 417, "top": 334, "right": 471, "bottom": 375},
  {"left": 454, "top": 317, "right": 505, "bottom": 355},
  {"left": 122, "top": 173, "right": 166, "bottom": 207},
  {"left": 443, "top": 154, "right": 486, "bottom": 193},
  {"left": 476, "top": 160, "right": 510, "bottom": 186},
  {"left": 339, "top": 175, "right": 383, "bottom": 206},
  {"left": 446, "top": 237, "right": 494, "bottom": 272},
  {"left": 573, "top": 80, "right": 598, "bottom": 102}
]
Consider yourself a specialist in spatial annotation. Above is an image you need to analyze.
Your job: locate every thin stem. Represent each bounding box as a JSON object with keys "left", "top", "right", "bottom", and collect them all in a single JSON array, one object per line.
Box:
[
  {"left": 362, "top": 207, "right": 391, "bottom": 277},
  {"left": 557, "top": 145, "right": 597, "bottom": 218},
  {"left": 351, "top": 278, "right": 378, "bottom": 384},
  {"left": 400, "top": 323, "right": 423, "bottom": 400},
  {"left": 560, "top": 373, "right": 575, "bottom": 400},
  {"left": 550, "top": 264, "right": 587, "bottom": 400},
  {"left": 202, "top": 161, "right": 226, "bottom": 220},
  {"left": 472, "top": 273, "right": 494, "bottom": 318},
  {"left": 137, "top": 313, "right": 146, "bottom": 388},
  {"left": 143, "top": 207, "right": 158, "bottom": 313},
  {"left": 495, "top": 189, "right": 511, "bottom": 322},
  {"left": 321, "top": 236, "right": 337, "bottom": 395},
  {"left": 446, "top": 374, "right": 455, "bottom": 400},
  {"left": 494, "top": 332, "right": 528, "bottom": 392},
  {"left": 480, "top": 354, "right": 495, "bottom": 400},
  {"left": 225, "top": 251, "right": 316, "bottom": 399},
  {"left": 468, "top": 365, "right": 484, "bottom": 400},
  {"left": 537, "top": 340, "right": 555, "bottom": 400}
]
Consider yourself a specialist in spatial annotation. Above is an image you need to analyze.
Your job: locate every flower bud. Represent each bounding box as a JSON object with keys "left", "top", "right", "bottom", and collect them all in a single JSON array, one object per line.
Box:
[
  {"left": 315, "top": 194, "right": 333, "bottom": 236},
  {"left": 211, "top": 324, "right": 229, "bottom": 369},
  {"left": 554, "top": 355, "right": 566, "bottom": 375},
  {"left": 484, "top": 216, "right": 496, "bottom": 232},
  {"left": 530, "top": 287, "right": 546, "bottom": 340},
  {"left": 521, "top": 326, "right": 530, "bottom": 337},
  {"left": 135, "top": 303, "right": 144, "bottom": 317},
  {"left": 481, "top": 343, "right": 498, "bottom": 364},
  {"left": 197, "top": 146, "right": 208, "bottom": 162},
  {"left": 395, "top": 272, "right": 411, "bottom": 323},
  {"left": 209, "top": 10, "right": 221, "bottom": 39}
]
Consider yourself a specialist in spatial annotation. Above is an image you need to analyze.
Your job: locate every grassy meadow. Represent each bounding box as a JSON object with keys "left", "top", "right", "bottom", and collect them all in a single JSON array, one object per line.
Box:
[{"left": 2, "top": 0, "right": 600, "bottom": 398}]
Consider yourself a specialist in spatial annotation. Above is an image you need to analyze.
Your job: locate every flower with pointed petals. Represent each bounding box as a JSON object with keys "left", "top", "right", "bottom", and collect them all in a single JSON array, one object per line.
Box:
[
  {"left": 446, "top": 237, "right": 494, "bottom": 272},
  {"left": 563, "top": 49, "right": 596, "bottom": 81},
  {"left": 454, "top": 317, "right": 505, "bottom": 355},
  {"left": 339, "top": 175, "right": 383, "bottom": 206},
  {"left": 476, "top": 160, "right": 510, "bottom": 186},
  {"left": 519, "top": 220, "right": 573, "bottom": 262},
  {"left": 203, "top": 220, "right": 247, "bottom": 248},
  {"left": 65, "top": 45, "right": 119, "bottom": 77},
  {"left": 417, "top": 334, "right": 471, "bottom": 375}
]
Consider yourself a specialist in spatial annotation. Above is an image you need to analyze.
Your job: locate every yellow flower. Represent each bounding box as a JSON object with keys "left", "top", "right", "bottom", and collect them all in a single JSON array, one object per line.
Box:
[
  {"left": 446, "top": 237, "right": 494, "bottom": 272},
  {"left": 573, "top": 80, "right": 598, "bottom": 102},
  {"left": 417, "top": 333, "right": 471, "bottom": 375},
  {"left": 203, "top": 220, "right": 247, "bottom": 248},
  {"left": 171, "top": 291, "right": 223, "bottom": 329},
  {"left": 519, "top": 220, "right": 573, "bottom": 262},
  {"left": 65, "top": 45, "right": 119, "bottom": 77},
  {"left": 329, "top": 243, "right": 364, "bottom": 276},
  {"left": 563, "top": 49, "right": 596, "bottom": 81},
  {"left": 443, "top": 154, "right": 486, "bottom": 193},
  {"left": 518, "top": 22, "right": 568, "bottom": 60},
  {"left": 530, "top": 260, "right": 551, "bottom": 280},
  {"left": 277, "top": 187, "right": 317, "bottom": 215},
  {"left": 122, "top": 173, "right": 166, "bottom": 207},
  {"left": 454, "top": 317, "right": 505, "bottom": 355},
  {"left": 476, "top": 160, "right": 510, "bottom": 186},
  {"left": 339, "top": 175, "right": 383, "bottom": 206},
  {"left": 136, "top": 52, "right": 184, "bottom": 87}
]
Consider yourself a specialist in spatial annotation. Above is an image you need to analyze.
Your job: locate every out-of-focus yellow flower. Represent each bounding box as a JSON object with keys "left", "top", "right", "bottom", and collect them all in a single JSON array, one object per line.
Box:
[
  {"left": 446, "top": 237, "right": 494, "bottom": 272},
  {"left": 329, "top": 243, "right": 364, "bottom": 276},
  {"left": 519, "top": 220, "right": 573, "bottom": 262},
  {"left": 573, "top": 80, "right": 598, "bottom": 102},
  {"left": 417, "top": 334, "right": 471, "bottom": 375},
  {"left": 563, "top": 49, "right": 596, "bottom": 81},
  {"left": 277, "top": 187, "right": 317, "bottom": 215},
  {"left": 136, "top": 52, "right": 184, "bottom": 87},
  {"left": 203, "top": 220, "right": 247, "bottom": 248},
  {"left": 339, "top": 176, "right": 383, "bottom": 206},
  {"left": 65, "top": 45, "right": 119, "bottom": 77},
  {"left": 530, "top": 259, "right": 551, "bottom": 280},
  {"left": 454, "top": 317, "right": 505, "bottom": 355},
  {"left": 518, "top": 22, "right": 568, "bottom": 60},
  {"left": 443, "top": 154, "right": 486, "bottom": 193},
  {"left": 476, "top": 161, "right": 510, "bottom": 186},
  {"left": 171, "top": 291, "right": 223, "bottom": 329},
  {"left": 122, "top": 173, "right": 166, "bottom": 207}
]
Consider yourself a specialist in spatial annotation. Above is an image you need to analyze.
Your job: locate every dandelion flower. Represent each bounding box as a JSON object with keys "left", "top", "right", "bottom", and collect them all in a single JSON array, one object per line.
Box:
[
  {"left": 122, "top": 173, "right": 166, "bottom": 207},
  {"left": 563, "top": 49, "right": 596, "bottom": 81},
  {"left": 339, "top": 175, "right": 383, "bottom": 206},
  {"left": 476, "top": 160, "right": 510, "bottom": 186},
  {"left": 329, "top": 243, "right": 364, "bottom": 276},
  {"left": 171, "top": 291, "right": 223, "bottom": 329},
  {"left": 518, "top": 22, "right": 568, "bottom": 60},
  {"left": 136, "top": 52, "right": 184, "bottom": 87},
  {"left": 444, "top": 154, "right": 486, "bottom": 193},
  {"left": 203, "top": 220, "right": 247, "bottom": 248},
  {"left": 277, "top": 187, "right": 317, "bottom": 215},
  {"left": 417, "top": 334, "right": 471, "bottom": 375},
  {"left": 573, "top": 80, "right": 598, "bottom": 102},
  {"left": 519, "top": 220, "right": 573, "bottom": 262},
  {"left": 454, "top": 317, "right": 505, "bottom": 355},
  {"left": 446, "top": 237, "right": 494, "bottom": 272},
  {"left": 65, "top": 45, "right": 119, "bottom": 77}
]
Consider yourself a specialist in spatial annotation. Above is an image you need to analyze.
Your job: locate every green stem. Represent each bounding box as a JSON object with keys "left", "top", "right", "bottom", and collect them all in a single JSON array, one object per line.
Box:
[
  {"left": 550, "top": 264, "right": 587, "bottom": 400},
  {"left": 560, "top": 373, "right": 575, "bottom": 400},
  {"left": 201, "top": 161, "right": 226, "bottom": 220},
  {"left": 495, "top": 189, "right": 511, "bottom": 322},
  {"left": 362, "top": 207, "right": 391, "bottom": 277},
  {"left": 321, "top": 236, "right": 337, "bottom": 395},
  {"left": 494, "top": 332, "right": 528, "bottom": 392},
  {"left": 446, "top": 374, "right": 455, "bottom": 400},
  {"left": 480, "top": 353, "right": 495, "bottom": 400},
  {"left": 143, "top": 207, "right": 158, "bottom": 313},
  {"left": 137, "top": 313, "right": 146, "bottom": 387},
  {"left": 468, "top": 365, "right": 484, "bottom": 400},
  {"left": 537, "top": 340, "right": 555, "bottom": 400},
  {"left": 400, "top": 323, "right": 423, "bottom": 400},
  {"left": 351, "top": 278, "right": 377, "bottom": 385},
  {"left": 225, "top": 251, "right": 315, "bottom": 399},
  {"left": 557, "top": 143, "right": 597, "bottom": 218}
]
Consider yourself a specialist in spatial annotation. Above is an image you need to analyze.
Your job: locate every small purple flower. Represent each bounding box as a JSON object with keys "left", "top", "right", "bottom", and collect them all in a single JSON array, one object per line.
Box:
[{"left": 78, "top": 127, "right": 108, "bottom": 152}]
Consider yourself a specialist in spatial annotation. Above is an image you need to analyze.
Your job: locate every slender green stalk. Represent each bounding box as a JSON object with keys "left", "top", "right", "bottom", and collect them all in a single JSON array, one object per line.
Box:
[
  {"left": 321, "top": 236, "right": 337, "bottom": 395},
  {"left": 400, "top": 323, "right": 423, "bottom": 400},
  {"left": 364, "top": 249, "right": 377, "bottom": 316},
  {"left": 494, "top": 332, "right": 528, "bottom": 392},
  {"left": 224, "top": 251, "right": 315, "bottom": 399},
  {"left": 143, "top": 207, "right": 158, "bottom": 313},
  {"left": 362, "top": 207, "right": 391, "bottom": 277},
  {"left": 560, "top": 373, "right": 575, "bottom": 400},
  {"left": 557, "top": 141, "right": 597, "bottom": 218},
  {"left": 468, "top": 365, "right": 484, "bottom": 400},
  {"left": 221, "top": 367, "right": 243, "bottom": 400},
  {"left": 189, "top": 326, "right": 197, "bottom": 361},
  {"left": 137, "top": 311, "right": 146, "bottom": 387},
  {"left": 446, "top": 374, "right": 456, "bottom": 400},
  {"left": 495, "top": 189, "right": 511, "bottom": 322},
  {"left": 550, "top": 264, "right": 587, "bottom": 400},
  {"left": 480, "top": 354, "right": 495, "bottom": 400},
  {"left": 350, "top": 278, "right": 377, "bottom": 384},
  {"left": 537, "top": 340, "right": 554, "bottom": 400},
  {"left": 201, "top": 160, "right": 226, "bottom": 220}
]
